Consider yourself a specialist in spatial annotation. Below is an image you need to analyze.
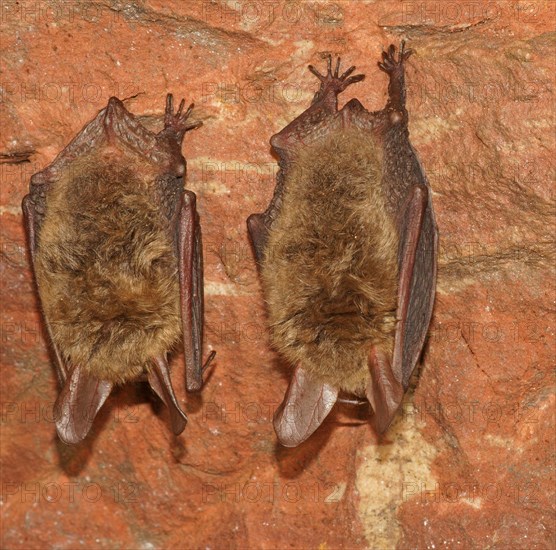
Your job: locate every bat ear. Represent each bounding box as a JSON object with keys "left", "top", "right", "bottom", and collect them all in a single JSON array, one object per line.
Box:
[
  {"left": 273, "top": 366, "right": 338, "bottom": 447},
  {"left": 366, "top": 348, "right": 404, "bottom": 435},
  {"left": 147, "top": 357, "right": 188, "bottom": 435},
  {"left": 54, "top": 365, "right": 113, "bottom": 445}
]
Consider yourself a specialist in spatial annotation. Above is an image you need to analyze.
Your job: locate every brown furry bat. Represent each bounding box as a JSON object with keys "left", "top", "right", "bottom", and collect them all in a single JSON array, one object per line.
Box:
[
  {"left": 22, "top": 95, "right": 214, "bottom": 444},
  {"left": 247, "top": 43, "right": 438, "bottom": 446}
]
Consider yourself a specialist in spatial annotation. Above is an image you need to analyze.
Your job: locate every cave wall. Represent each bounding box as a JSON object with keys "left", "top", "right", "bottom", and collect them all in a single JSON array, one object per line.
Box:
[{"left": 1, "top": 1, "right": 554, "bottom": 548}]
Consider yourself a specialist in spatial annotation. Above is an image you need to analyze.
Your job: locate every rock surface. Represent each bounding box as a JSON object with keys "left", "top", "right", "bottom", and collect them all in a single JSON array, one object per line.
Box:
[{"left": 1, "top": 1, "right": 554, "bottom": 549}]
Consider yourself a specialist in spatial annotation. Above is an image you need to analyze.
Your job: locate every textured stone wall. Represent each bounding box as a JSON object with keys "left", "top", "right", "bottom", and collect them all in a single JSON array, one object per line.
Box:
[{"left": 1, "top": 1, "right": 554, "bottom": 548}]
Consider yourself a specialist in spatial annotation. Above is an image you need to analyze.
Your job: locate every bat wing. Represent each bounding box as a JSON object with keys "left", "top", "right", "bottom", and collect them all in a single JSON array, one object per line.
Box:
[
  {"left": 246, "top": 213, "right": 270, "bottom": 266},
  {"left": 273, "top": 366, "right": 338, "bottom": 447},
  {"left": 29, "top": 109, "right": 110, "bottom": 189},
  {"left": 177, "top": 190, "right": 207, "bottom": 391},
  {"left": 366, "top": 184, "right": 436, "bottom": 433},
  {"left": 395, "top": 183, "right": 438, "bottom": 389},
  {"left": 22, "top": 195, "right": 68, "bottom": 384}
]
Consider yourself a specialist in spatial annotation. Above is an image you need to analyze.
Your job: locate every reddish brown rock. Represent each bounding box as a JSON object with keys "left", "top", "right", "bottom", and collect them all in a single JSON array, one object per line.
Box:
[{"left": 1, "top": 1, "right": 554, "bottom": 549}]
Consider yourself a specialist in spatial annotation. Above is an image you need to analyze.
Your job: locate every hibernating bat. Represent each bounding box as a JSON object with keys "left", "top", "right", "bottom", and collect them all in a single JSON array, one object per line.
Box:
[
  {"left": 247, "top": 42, "right": 438, "bottom": 447},
  {"left": 22, "top": 94, "right": 215, "bottom": 444}
]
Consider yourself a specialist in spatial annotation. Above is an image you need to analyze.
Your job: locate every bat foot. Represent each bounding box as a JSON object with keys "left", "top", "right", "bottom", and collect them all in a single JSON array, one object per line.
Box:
[
  {"left": 378, "top": 41, "right": 414, "bottom": 75},
  {"left": 308, "top": 55, "right": 365, "bottom": 97},
  {"left": 161, "top": 93, "right": 202, "bottom": 141}
]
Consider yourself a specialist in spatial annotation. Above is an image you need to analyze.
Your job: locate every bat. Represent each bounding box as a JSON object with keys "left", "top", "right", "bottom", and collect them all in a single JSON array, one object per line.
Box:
[
  {"left": 22, "top": 94, "right": 215, "bottom": 444},
  {"left": 247, "top": 42, "right": 438, "bottom": 447}
]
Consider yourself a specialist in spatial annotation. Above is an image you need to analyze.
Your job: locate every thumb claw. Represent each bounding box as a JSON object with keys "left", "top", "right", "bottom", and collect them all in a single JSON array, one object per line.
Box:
[{"left": 308, "top": 65, "right": 324, "bottom": 81}]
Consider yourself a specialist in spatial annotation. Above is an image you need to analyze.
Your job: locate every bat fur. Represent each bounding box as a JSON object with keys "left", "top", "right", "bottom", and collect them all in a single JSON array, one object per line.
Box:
[
  {"left": 261, "top": 130, "right": 399, "bottom": 394},
  {"left": 34, "top": 153, "right": 182, "bottom": 384}
]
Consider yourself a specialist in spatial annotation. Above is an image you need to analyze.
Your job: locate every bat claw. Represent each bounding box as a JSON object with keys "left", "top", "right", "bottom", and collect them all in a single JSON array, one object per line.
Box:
[
  {"left": 195, "top": 350, "right": 217, "bottom": 389},
  {"left": 308, "top": 64, "right": 325, "bottom": 80},
  {"left": 334, "top": 56, "right": 341, "bottom": 78},
  {"left": 176, "top": 98, "right": 186, "bottom": 118},
  {"left": 202, "top": 350, "right": 216, "bottom": 376}
]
